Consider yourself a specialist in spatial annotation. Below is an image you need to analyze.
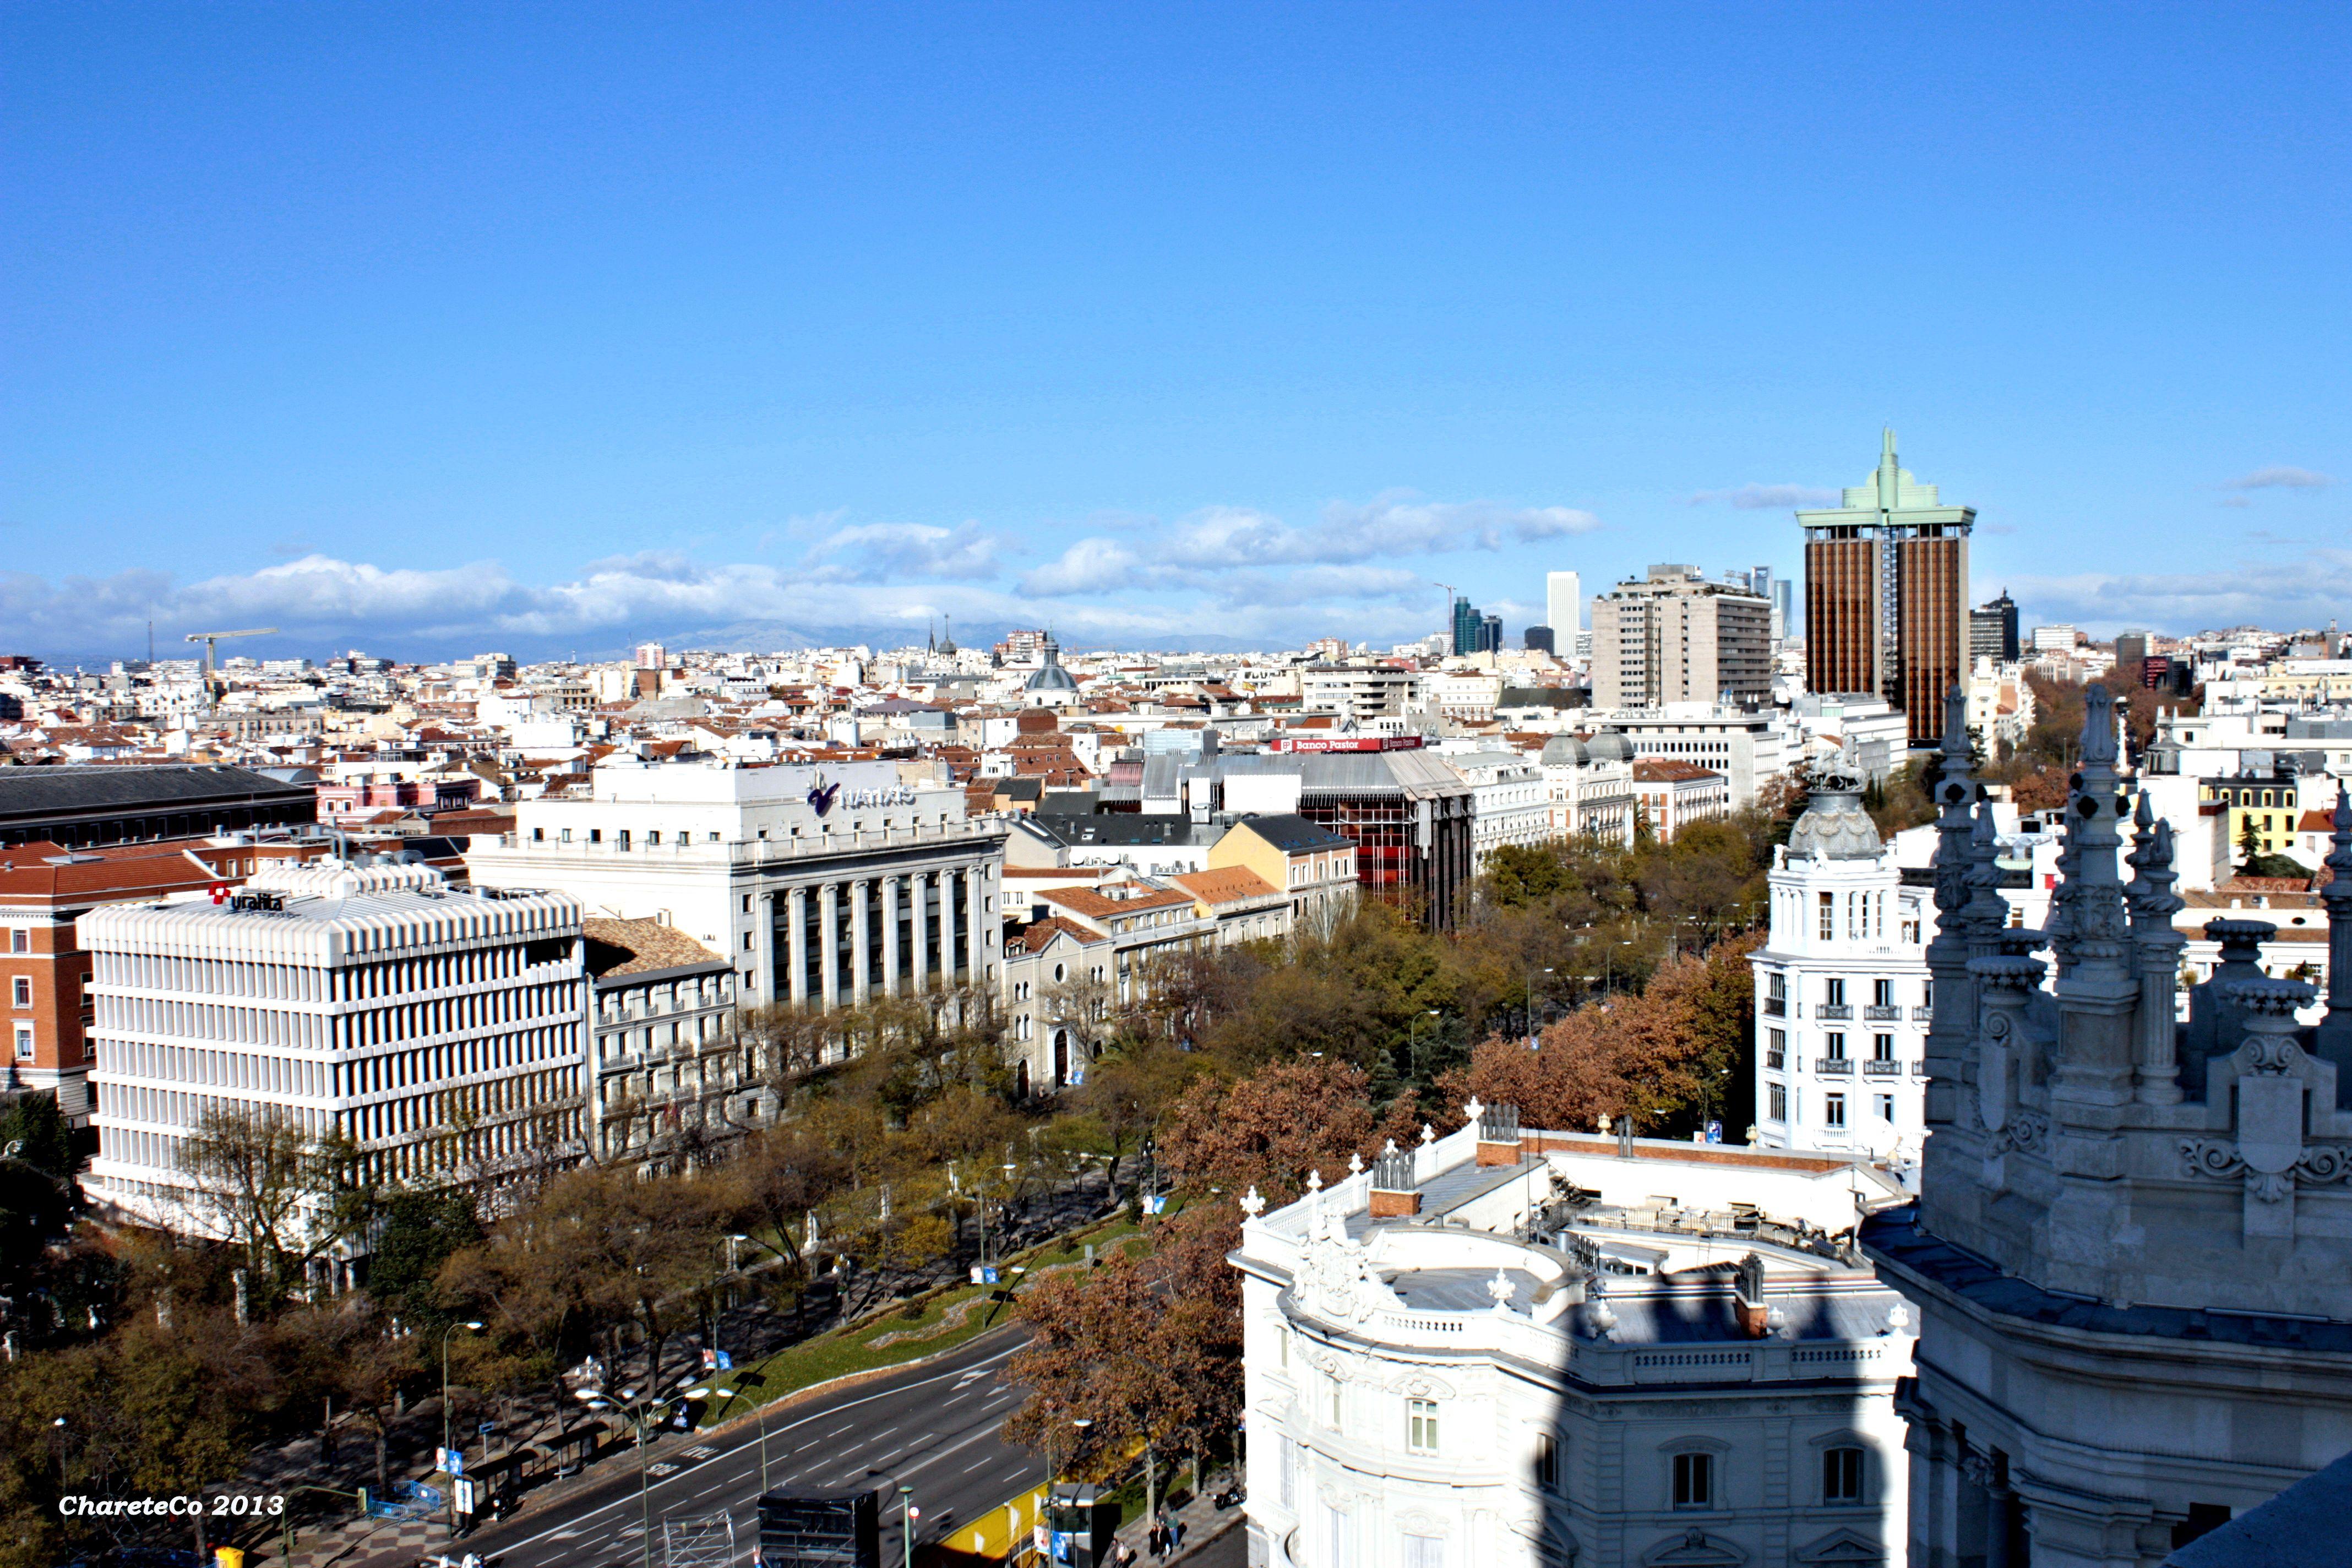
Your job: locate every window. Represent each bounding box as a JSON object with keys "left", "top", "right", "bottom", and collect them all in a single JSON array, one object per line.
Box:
[
  {"left": 9, "top": 929, "right": 26, "bottom": 953},
  {"left": 1408, "top": 1398, "right": 1439, "bottom": 1454},
  {"left": 1767, "top": 972, "right": 1786, "bottom": 1001},
  {"left": 1672, "top": 1451, "right": 1714, "bottom": 1508},
  {"left": 1817, "top": 892, "right": 1834, "bottom": 939},
  {"left": 742, "top": 894, "right": 752, "bottom": 913},
  {"left": 1534, "top": 1433, "right": 1560, "bottom": 1492},
  {"left": 1402, "top": 1536, "right": 1442, "bottom": 1568},
  {"left": 1875, "top": 1094, "right": 1895, "bottom": 1121},
  {"left": 10, "top": 977, "right": 28, "bottom": 1009},
  {"left": 1872, "top": 1033, "right": 1894, "bottom": 1061},
  {"left": 1766, "top": 1028, "right": 1785, "bottom": 1070},
  {"left": 1823, "top": 1445, "right": 1864, "bottom": 1503},
  {"left": 12, "top": 1025, "right": 30, "bottom": 1063},
  {"left": 1826, "top": 1032, "right": 1847, "bottom": 1060},
  {"left": 1329, "top": 1378, "right": 1344, "bottom": 1431},
  {"left": 1872, "top": 978, "right": 1893, "bottom": 1008},
  {"left": 1825, "top": 977, "right": 1845, "bottom": 1006},
  {"left": 1825, "top": 1093, "right": 1847, "bottom": 1129},
  {"left": 646, "top": 830, "right": 660, "bottom": 845},
  {"left": 1768, "top": 1082, "right": 1788, "bottom": 1120}
]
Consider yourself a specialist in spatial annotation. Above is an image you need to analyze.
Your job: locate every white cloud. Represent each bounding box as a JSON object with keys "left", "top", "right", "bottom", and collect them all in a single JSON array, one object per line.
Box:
[
  {"left": 1020, "top": 491, "right": 1600, "bottom": 598},
  {"left": 2224, "top": 466, "right": 2334, "bottom": 491},
  {"left": 800, "top": 521, "right": 1009, "bottom": 582},
  {"left": 1690, "top": 483, "right": 1841, "bottom": 509},
  {"left": 2007, "top": 549, "right": 2352, "bottom": 635}
]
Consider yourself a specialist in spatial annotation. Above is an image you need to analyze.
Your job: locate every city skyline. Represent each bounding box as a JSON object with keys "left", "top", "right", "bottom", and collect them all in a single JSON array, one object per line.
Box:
[{"left": 4, "top": 7, "right": 2349, "bottom": 661}]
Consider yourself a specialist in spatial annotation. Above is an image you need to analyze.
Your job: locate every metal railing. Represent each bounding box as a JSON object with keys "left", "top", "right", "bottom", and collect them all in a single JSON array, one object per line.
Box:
[
  {"left": 1816, "top": 1004, "right": 1852, "bottom": 1021},
  {"left": 1862, "top": 1059, "right": 1902, "bottom": 1077},
  {"left": 1864, "top": 1005, "right": 1902, "bottom": 1022},
  {"left": 1815, "top": 1057, "right": 1853, "bottom": 1076}
]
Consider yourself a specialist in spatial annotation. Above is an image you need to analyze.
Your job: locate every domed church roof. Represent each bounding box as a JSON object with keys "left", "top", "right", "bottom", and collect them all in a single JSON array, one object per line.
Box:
[
  {"left": 1787, "top": 753, "right": 1883, "bottom": 861},
  {"left": 1024, "top": 635, "right": 1079, "bottom": 693}
]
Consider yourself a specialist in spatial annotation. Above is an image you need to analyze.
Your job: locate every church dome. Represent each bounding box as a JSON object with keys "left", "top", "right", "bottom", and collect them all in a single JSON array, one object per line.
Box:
[
  {"left": 1024, "top": 636, "right": 1078, "bottom": 693},
  {"left": 1540, "top": 736, "right": 1588, "bottom": 766},
  {"left": 1787, "top": 754, "right": 1883, "bottom": 861}
]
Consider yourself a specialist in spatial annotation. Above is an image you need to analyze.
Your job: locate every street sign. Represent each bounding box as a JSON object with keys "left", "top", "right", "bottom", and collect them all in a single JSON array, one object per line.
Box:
[
  {"left": 1142, "top": 1194, "right": 1166, "bottom": 1215},
  {"left": 1705, "top": 1119, "right": 1724, "bottom": 1145},
  {"left": 714, "top": 1349, "right": 732, "bottom": 1371},
  {"left": 971, "top": 1265, "right": 1000, "bottom": 1284},
  {"left": 452, "top": 1479, "right": 477, "bottom": 1516},
  {"left": 436, "top": 1447, "right": 464, "bottom": 1477}
]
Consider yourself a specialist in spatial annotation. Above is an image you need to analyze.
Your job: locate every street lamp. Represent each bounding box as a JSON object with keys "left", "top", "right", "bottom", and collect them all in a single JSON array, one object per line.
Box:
[
  {"left": 440, "top": 1320, "right": 483, "bottom": 1538},
  {"left": 1407, "top": 1010, "right": 1441, "bottom": 1082},
  {"left": 1525, "top": 966, "right": 1555, "bottom": 1046},
  {"left": 899, "top": 1485, "right": 916, "bottom": 1568},
  {"left": 576, "top": 1380, "right": 702, "bottom": 1568}
]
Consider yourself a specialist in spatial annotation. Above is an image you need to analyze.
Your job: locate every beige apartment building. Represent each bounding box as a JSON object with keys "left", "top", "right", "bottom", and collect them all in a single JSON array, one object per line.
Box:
[{"left": 1589, "top": 564, "right": 1772, "bottom": 709}]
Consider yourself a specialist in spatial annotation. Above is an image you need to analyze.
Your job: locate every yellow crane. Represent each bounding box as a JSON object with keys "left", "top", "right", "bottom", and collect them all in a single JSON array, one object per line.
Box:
[{"left": 183, "top": 628, "right": 279, "bottom": 714}]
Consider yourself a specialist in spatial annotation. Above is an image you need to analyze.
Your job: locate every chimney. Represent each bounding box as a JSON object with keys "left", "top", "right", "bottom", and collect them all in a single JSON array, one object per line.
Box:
[
  {"left": 1733, "top": 1251, "right": 1770, "bottom": 1338},
  {"left": 1368, "top": 1140, "right": 1420, "bottom": 1218},
  {"left": 1476, "top": 1101, "right": 1524, "bottom": 1167}
]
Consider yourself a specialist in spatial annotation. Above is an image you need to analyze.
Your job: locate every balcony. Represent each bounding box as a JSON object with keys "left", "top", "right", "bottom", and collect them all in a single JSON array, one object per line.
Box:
[
  {"left": 1815, "top": 1057, "right": 1853, "bottom": 1076},
  {"left": 1816, "top": 1004, "right": 1852, "bottom": 1021},
  {"left": 1864, "top": 1005, "right": 1902, "bottom": 1022},
  {"left": 1765, "top": 1053, "right": 1785, "bottom": 1071},
  {"left": 1912, "top": 1006, "right": 1935, "bottom": 1021},
  {"left": 1762, "top": 997, "right": 1787, "bottom": 1017},
  {"left": 1863, "top": 1059, "right": 1902, "bottom": 1077}
]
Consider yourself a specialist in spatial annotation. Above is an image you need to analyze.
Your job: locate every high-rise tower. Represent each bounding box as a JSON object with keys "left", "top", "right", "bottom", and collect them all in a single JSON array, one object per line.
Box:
[{"left": 1799, "top": 430, "right": 1974, "bottom": 747}]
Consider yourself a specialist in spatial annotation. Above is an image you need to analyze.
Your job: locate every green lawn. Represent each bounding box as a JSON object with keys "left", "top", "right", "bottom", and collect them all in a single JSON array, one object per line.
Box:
[{"left": 696, "top": 1216, "right": 1150, "bottom": 1429}]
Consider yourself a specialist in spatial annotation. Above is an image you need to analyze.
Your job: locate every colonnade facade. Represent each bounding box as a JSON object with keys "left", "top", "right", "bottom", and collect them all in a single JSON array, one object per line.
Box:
[{"left": 748, "top": 859, "right": 998, "bottom": 1010}]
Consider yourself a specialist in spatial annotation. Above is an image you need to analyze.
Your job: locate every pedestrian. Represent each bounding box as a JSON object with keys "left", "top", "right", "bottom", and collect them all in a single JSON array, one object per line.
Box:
[{"left": 1173, "top": 1517, "right": 1187, "bottom": 1551}]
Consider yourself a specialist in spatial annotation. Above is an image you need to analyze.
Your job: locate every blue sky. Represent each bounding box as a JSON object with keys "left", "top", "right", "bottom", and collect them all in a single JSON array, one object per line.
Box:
[{"left": 4, "top": 4, "right": 2348, "bottom": 662}]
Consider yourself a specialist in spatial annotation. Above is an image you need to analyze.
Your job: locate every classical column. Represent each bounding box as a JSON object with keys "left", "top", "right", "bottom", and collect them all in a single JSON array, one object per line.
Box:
[
  {"left": 880, "top": 875, "right": 902, "bottom": 998},
  {"left": 818, "top": 883, "right": 840, "bottom": 1011},
  {"left": 786, "top": 886, "right": 808, "bottom": 1008},
  {"left": 910, "top": 871, "right": 932, "bottom": 992},
  {"left": 751, "top": 889, "right": 775, "bottom": 1005},
  {"left": 938, "top": 868, "right": 959, "bottom": 986},
  {"left": 965, "top": 865, "right": 987, "bottom": 983},
  {"left": 848, "top": 878, "right": 872, "bottom": 1006}
]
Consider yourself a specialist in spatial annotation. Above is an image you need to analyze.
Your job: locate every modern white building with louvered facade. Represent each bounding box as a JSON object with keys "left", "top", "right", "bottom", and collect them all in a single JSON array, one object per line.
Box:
[{"left": 80, "top": 858, "right": 585, "bottom": 1251}]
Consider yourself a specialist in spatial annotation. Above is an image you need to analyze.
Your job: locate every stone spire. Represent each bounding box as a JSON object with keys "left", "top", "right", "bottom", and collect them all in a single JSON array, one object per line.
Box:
[
  {"left": 2313, "top": 783, "right": 2352, "bottom": 1086},
  {"left": 2048, "top": 684, "right": 2141, "bottom": 1108},
  {"left": 1962, "top": 798, "right": 2011, "bottom": 942},
  {"left": 1921, "top": 684, "right": 1980, "bottom": 1145},
  {"left": 2125, "top": 792, "right": 2188, "bottom": 1105}
]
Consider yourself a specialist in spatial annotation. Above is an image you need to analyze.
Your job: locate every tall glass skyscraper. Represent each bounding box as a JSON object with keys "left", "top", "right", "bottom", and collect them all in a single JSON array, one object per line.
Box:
[{"left": 1798, "top": 429, "right": 1974, "bottom": 747}]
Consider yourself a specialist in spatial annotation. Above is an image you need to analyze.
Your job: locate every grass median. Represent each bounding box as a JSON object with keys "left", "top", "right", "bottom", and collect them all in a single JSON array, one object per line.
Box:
[{"left": 698, "top": 1215, "right": 1151, "bottom": 1429}]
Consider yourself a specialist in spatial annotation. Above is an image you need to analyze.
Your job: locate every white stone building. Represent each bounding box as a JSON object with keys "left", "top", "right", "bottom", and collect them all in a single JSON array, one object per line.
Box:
[
  {"left": 1235, "top": 1108, "right": 1917, "bottom": 1568},
  {"left": 464, "top": 758, "right": 1008, "bottom": 1011},
  {"left": 1752, "top": 761, "right": 2053, "bottom": 1171},
  {"left": 1864, "top": 689, "right": 2352, "bottom": 1560},
  {"left": 1537, "top": 736, "right": 1637, "bottom": 846},
  {"left": 1442, "top": 750, "right": 1553, "bottom": 869},
  {"left": 82, "top": 858, "right": 586, "bottom": 1248}
]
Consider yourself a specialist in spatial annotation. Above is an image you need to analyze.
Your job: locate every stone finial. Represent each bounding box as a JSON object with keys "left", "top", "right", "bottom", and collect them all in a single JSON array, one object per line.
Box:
[
  {"left": 1419, "top": 1123, "right": 1435, "bottom": 1146},
  {"left": 1463, "top": 1095, "right": 1484, "bottom": 1124},
  {"left": 1305, "top": 1169, "right": 1324, "bottom": 1194},
  {"left": 1962, "top": 798, "right": 2010, "bottom": 937},
  {"left": 1383, "top": 1138, "right": 1399, "bottom": 1157},
  {"left": 1239, "top": 1186, "right": 1266, "bottom": 1218},
  {"left": 1597, "top": 1113, "right": 1611, "bottom": 1134},
  {"left": 1487, "top": 1268, "right": 1516, "bottom": 1310},
  {"left": 1347, "top": 1151, "right": 1364, "bottom": 1176}
]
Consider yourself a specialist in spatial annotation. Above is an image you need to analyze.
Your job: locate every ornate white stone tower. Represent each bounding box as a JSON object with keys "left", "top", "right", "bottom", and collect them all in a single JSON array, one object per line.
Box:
[{"left": 1864, "top": 688, "right": 2352, "bottom": 1564}]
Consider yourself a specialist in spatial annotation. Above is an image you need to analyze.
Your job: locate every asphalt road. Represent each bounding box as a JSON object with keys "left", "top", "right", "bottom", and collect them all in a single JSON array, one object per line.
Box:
[{"left": 447, "top": 1327, "right": 1040, "bottom": 1568}]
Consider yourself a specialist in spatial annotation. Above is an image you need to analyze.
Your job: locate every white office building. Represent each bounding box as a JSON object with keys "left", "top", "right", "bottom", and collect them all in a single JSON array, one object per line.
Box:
[
  {"left": 82, "top": 858, "right": 587, "bottom": 1250},
  {"left": 1236, "top": 1106, "right": 1917, "bottom": 1568},
  {"left": 1441, "top": 750, "right": 1553, "bottom": 869},
  {"left": 1545, "top": 571, "right": 1583, "bottom": 640},
  {"left": 465, "top": 758, "right": 1009, "bottom": 1011},
  {"left": 1751, "top": 761, "right": 2052, "bottom": 1171}
]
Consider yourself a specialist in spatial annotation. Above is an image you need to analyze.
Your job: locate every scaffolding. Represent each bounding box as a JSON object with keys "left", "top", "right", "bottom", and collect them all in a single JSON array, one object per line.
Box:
[{"left": 663, "top": 1510, "right": 738, "bottom": 1568}]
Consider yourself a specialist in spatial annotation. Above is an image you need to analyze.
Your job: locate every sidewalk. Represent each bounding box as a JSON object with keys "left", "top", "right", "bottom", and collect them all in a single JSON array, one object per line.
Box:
[{"left": 1110, "top": 1470, "right": 1243, "bottom": 1565}]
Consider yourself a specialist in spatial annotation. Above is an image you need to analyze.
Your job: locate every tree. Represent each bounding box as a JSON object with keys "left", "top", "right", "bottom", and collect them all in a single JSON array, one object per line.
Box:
[
  {"left": 1156, "top": 1058, "right": 1380, "bottom": 1195},
  {"left": 364, "top": 1186, "right": 482, "bottom": 1328},
  {"left": 178, "top": 1107, "right": 364, "bottom": 1304},
  {"left": 724, "top": 1121, "right": 851, "bottom": 1271},
  {"left": 0, "top": 1091, "right": 75, "bottom": 1179}
]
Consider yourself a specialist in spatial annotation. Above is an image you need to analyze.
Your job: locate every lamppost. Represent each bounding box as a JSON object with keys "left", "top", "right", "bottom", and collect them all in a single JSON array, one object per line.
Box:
[
  {"left": 575, "top": 1381, "right": 704, "bottom": 1568},
  {"left": 1525, "top": 966, "right": 1555, "bottom": 1046},
  {"left": 899, "top": 1484, "right": 916, "bottom": 1568},
  {"left": 440, "top": 1320, "right": 483, "bottom": 1538},
  {"left": 1407, "top": 1010, "right": 1441, "bottom": 1083}
]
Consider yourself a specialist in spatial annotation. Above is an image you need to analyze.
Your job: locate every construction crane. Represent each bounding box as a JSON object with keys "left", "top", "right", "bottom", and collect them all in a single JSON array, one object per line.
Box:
[{"left": 183, "top": 628, "right": 278, "bottom": 715}]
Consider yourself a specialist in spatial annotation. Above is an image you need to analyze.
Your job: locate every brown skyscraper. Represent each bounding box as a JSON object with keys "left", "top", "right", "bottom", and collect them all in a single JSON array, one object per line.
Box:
[{"left": 1799, "top": 429, "right": 1974, "bottom": 747}]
